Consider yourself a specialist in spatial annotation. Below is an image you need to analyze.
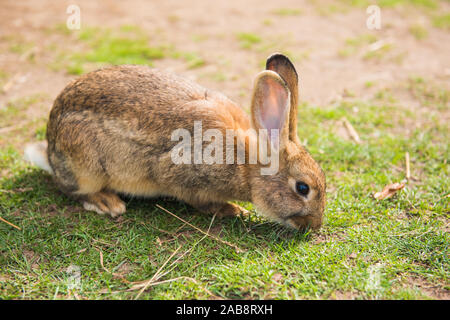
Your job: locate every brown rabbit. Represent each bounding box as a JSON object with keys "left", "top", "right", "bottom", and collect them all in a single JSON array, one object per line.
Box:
[{"left": 24, "top": 53, "right": 326, "bottom": 230}]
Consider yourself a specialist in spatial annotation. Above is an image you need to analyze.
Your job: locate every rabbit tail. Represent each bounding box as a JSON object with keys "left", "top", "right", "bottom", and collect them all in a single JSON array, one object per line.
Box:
[{"left": 24, "top": 141, "right": 53, "bottom": 174}]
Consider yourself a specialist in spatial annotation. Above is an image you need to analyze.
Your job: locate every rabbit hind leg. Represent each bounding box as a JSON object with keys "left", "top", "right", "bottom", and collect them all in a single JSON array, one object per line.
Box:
[{"left": 51, "top": 155, "right": 126, "bottom": 218}]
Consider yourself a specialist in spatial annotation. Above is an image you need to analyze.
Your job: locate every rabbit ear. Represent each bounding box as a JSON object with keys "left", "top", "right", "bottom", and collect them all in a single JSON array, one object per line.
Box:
[
  {"left": 265, "top": 53, "right": 299, "bottom": 143},
  {"left": 251, "top": 70, "right": 290, "bottom": 150}
]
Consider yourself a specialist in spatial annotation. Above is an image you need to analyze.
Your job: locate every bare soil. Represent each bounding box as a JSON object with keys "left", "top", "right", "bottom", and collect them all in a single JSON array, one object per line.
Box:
[{"left": 1, "top": 0, "right": 449, "bottom": 113}]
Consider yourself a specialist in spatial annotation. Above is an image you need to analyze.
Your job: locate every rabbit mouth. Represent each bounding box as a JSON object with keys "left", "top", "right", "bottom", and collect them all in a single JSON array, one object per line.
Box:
[
  {"left": 284, "top": 212, "right": 322, "bottom": 230},
  {"left": 284, "top": 211, "right": 306, "bottom": 220}
]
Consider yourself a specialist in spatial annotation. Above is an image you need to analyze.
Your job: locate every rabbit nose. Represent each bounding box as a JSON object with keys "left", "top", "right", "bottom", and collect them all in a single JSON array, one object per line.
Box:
[{"left": 289, "top": 213, "right": 322, "bottom": 231}]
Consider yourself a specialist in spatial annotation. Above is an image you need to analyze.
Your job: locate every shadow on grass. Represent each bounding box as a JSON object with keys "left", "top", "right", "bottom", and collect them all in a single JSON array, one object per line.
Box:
[{"left": 2, "top": 169, "right": 312, "bottom": 246}]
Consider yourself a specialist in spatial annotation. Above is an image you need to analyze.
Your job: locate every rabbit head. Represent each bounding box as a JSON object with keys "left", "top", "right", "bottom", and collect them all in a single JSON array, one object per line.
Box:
[{"left": 247, "top": 54, "right": 326, "bottom": 230}]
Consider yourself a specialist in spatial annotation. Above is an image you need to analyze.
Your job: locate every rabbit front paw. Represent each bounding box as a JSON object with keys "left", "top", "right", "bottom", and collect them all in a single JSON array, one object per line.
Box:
[{"left": 196, "top": 202, "right": 248, "bottom": 218}]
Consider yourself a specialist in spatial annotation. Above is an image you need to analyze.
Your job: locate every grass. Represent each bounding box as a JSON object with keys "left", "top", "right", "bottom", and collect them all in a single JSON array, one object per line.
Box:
[
  {"left": 338, "top": 33, "right": 398, "bottom": 62},
  {"left": 407, "top": 77, "right": 449, "bottom": 111},
  {"left": 363, "top": 43, "right": 394, "bottom": 61},
  {"left": 0, "top": 70, "right": 8, "bottom": 90},
  {"left": 338, "top": 34, "right": 378, "bottom": 58},
  {"left": 171, "top": 51, "right": 206, "bottom": 69},
  {"left": 0, "top": 78, "right": 448, "bottom": 299},
  {"left": 236, "top": 32, "right": 262, "bottom": 49},
  {"left": 433, "top": 13, "right": 450, "bottom": 30},
  {"left": 48, "top": 25, "right": 191, "bottom": 75},
  {"left": 315, "top": 0, "right": 441, "bottom": 15},
  {"left": 8, "top": 39, "right": 35, "bottom": 55},
  {"left": 409, "top": 24, "right": 429, "bottom": 40},
  {"left": 67, "top": 27, "right": 166, "bottom": 75},
  {"left": 338, "top": 0, "right": 439, "bottom": 9},
  {"left": 0, "top": 94, "right": 46, "bottom": 128},
  {"left": 53, "top": 26, "right": 211, "bottom": 74},
  {"left": 271, "top": 8, "right": 302, "bottom": 16},
  {"left": 262, "top": 19, "right": 273, "bottom": 26},
  {"left": 0, "top": 13, "right": 448, "bottom": 299}
]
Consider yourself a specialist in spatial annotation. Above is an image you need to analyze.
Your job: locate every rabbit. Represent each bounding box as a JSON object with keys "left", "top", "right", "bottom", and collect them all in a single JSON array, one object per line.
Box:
[{"left": 24, "top": 53, "right": 326, "bottom": 230}]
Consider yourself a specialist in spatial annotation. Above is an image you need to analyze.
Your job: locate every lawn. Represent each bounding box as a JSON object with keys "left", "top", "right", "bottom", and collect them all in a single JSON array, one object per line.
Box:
[
  {"left": 1, "top": 88, "right": 448, "bottom": 299},
  {"left": 0, "top": 0, "right": 449, "bottom": 300}
]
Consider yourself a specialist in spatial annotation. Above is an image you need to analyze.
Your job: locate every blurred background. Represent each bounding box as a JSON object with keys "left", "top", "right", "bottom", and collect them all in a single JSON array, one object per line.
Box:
[
  {"left": 0, "top": 0, "right": 449, "bottom": 300},
  {"left": 0, "top": 0, "right": 449, "bottom": 146}
]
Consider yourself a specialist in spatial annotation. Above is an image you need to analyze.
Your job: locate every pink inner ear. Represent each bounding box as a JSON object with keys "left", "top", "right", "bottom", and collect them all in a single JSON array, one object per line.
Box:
[{"left": 258, "top": 78, "right": 289, "bottom": 133}]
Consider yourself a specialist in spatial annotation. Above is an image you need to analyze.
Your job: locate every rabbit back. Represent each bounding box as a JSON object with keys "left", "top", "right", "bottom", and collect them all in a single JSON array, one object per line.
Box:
[{"left": 46, "top": 65, "right": 251, "bottom": 203}]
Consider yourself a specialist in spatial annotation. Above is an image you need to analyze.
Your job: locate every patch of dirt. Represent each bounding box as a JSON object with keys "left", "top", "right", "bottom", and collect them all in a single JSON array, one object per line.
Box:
[
  {"left": 330, "top": 290, "right": 357, "bottom": 300},
  {"left": 22, "top": 249, "right": 43, "bottom": 270},
  {"left": 311, "top": 230, "right": 347, "bottom": 244},
  {"left": 405, "top": 276, "right": 450, "bottom": 300},
  {"left": 35, "top": 203, "right": 81, "bottom": 219},
  {"left": 0, "top": 274, "right": 12, "bottom": 282},
  {"left": 115, "top": 262, "right": 136, "bottom": 277},
  {"left": 1, "top": 0, "right": 449, "bottom": 115}
]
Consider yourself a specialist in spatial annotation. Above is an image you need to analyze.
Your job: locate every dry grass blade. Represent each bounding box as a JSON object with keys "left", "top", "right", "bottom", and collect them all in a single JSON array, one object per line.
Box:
[
  {"left": 2, "top": 73, "right": 19, "bottom": 93},
  {"left": 91, "top": 238, "right": 115, "bottom": 247},
  {"left": 0, "top": 216, "right": 21, "bottom": 230},
  {"left": 151, "top": 214, "right": 216, "bottom": 282},
  {"left": 94, "top": 247, "right": 130, "bottom": 283},
  {"left": 405, "top": 152, "right": 411, "bottom": 181},
  {"left": 342, "top": 118, "right": 361, "bottom": 144},
  {"left": 368, "top": 39, "right": 389, "bottom": 52},
  {"left": 20, "top": 46, "right": 38, "bottom": 61},
  {"left": 94, "top": 247, "right": 112, "bottom": 274},
  {"left": 155, "top": 204, "right": 244, "bottom": 253},
  {"left": 130, "top": 276, "right": 220, "bottom": 299},
  {"left": 129, "top": 276, "right": 194, "bottom": 291},
  {"left": 135, "top": 245, "right": 182, "bottom": 299},
  {"left": 129, "top": 214, "right": 221, "bottom": 299},
  {"left": 138, "top": 219, "right": 210, "bottom": 288}
]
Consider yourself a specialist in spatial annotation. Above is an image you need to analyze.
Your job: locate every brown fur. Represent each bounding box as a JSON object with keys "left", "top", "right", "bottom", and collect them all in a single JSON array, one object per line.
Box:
[{"left": 44, "top": 53, "right": 326, "bottom": 230}]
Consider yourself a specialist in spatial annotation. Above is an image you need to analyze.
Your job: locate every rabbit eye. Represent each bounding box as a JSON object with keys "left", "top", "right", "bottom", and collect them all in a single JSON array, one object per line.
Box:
[{"left": 295, "top": 181, "right": 309, "bottom": 197}]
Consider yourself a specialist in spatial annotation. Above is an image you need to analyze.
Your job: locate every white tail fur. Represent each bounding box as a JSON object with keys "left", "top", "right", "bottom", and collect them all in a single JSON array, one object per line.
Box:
[{"left": 24, "top": 141, "right": 53, "bottom": 174}]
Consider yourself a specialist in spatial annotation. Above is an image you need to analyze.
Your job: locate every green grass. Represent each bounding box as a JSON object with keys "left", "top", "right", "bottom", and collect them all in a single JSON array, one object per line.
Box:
[
  {"left": 338, "top": 34, "right": 378, "bottom": 58},
  {"left": 0, "top": 94, "right": 45, "bottom": 128},
  {"left": 339, "top": 34, "right": 398, "bottom": 63},
  {"left": 339, "top": 0, "right": 439, "bottom": 9},
  {"left": 1, "top": 18, "right": 448, "bottom": 299},
  {"left": 271, "top": 8, "right": 302, "bottom": 16},
  {"left": 47, "top": 26, "right": 168, "bottom": 75},
  {"left": 0, "top": 70, "right": 8, "bottom": 90},
  {"left": 262, "top": 19, "right": 273, "bottom": 26},
  {"left": 236, "top": 32, "right": 262, "bottom": 49},
  {"left": 433, "top": 13, "right": 450, "bottom": 30},
  {"left": 407, "top": 77, "right": 449, "bottom": 111},
  {"left": 68, "top": 27, "right": 166, "bottom": 74},
  {"left": 0, "top": 79, "right": 448, "bottom": 299},
  {"left": 363, "top": 43, "right": 394, "bottom": 61},
  {"left": 315, "top": 0, "right": 441, "bottom": 15},
  {"left": 171, "top": 51, "right": 206, "bottom": 69},
  {"left": 409, "top": 24, "right": 429, "bottom": 40},
  {"left": 47, "top": 25, "right": 212, "bottom": 75},
  {"left": 8, "top": 39, "right": 34, "bottom": 55}
]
